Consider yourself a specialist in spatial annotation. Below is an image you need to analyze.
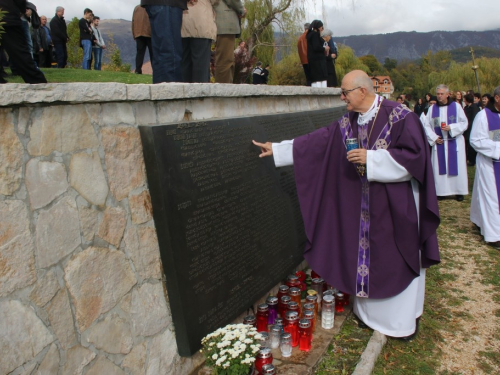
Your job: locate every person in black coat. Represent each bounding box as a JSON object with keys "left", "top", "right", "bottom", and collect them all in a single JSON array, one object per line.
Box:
[
  {"left": 306, "top": 20, "right": 328, "bottom": 88},
  {"left": 0, "top": 0, "right": 46, "bottom": 83},
  {"left": 463, "top": 93, "right": 480, "bottom": 166},
  {"left": 49, "top": 6, "right": 68, "bottom": 68}
]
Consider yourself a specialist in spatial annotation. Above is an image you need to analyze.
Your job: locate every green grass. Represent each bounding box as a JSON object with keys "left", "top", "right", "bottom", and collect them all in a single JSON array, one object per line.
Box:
[{"left": 2, "top": 68, "right": 152, "bottom": 84}]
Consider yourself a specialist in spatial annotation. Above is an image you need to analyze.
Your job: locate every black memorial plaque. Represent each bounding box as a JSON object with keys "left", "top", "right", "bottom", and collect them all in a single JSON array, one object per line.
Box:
[{"left": 139, "top": 106, "right": 346, "bottom": 356}]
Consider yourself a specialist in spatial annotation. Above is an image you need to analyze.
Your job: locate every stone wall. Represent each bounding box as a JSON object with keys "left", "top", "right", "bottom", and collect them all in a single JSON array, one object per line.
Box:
[{"left": 0, "top": 83, "right": 342, "bottom": 375}]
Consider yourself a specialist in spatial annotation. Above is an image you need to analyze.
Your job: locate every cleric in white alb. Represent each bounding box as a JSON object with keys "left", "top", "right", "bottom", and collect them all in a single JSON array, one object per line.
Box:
[
  {"left": 423, "top": 84, "right": 468, "bottom": 201},
  {"left": 470, "top": 85, "right": 500, "bottom": 249}
]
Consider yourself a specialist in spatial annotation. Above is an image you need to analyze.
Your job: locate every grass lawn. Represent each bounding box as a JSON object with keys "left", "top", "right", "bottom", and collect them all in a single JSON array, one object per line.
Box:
[{"left": 2, "top": 68, "right": 153, "bottom": 84}]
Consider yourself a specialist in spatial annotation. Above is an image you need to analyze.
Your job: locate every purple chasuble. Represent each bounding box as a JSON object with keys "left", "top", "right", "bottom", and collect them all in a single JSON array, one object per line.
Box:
[
  {"left": 293, "top": 100, "right": 440, "bottom": 299},
  {"left": 484, "top": 108, "right": 500, "bottom": 213},
  {"left": 431, "top": 102, "right": 459, "bottom": 176}
]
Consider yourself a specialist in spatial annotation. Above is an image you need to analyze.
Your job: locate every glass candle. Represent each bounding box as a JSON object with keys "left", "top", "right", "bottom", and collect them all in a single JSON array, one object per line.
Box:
[
  {"left": 303, "top": 303, "right": 315, "bottom": 324},
  {"left": 277, "top": 285, "right": 289, "bottom": 316},
  {"left": 287, "top": 301, "right": 300, "bottom": 316},
  {"left": 258, "top": 331, "right": 270, "bottom": 348},
  {"left": 288, "top": 287, "right": 302, "bottom": 310},
  {"left": 298, "top": 318, "right": 312, "bottom": 352},
  {"left": 269, "top": 325, "right": 281, "bottom": 349},
  {"left": 280, "top": 332, "right": 292, "bottom": 358},
  {"left": 255, "top": 347, "right": 273, "bottom": 374},
  {"left": 266, "top": 296, "right": 279, "bottom": 325},
  {"left": 321, "top": 295, "right": 335, "bottom": 329},
  {"left": 303, "top": 310, "right": 315, "bottom": 332},
  {"left": 274, "top": 317, "right": 284, "bottom": 334},
  {"left": 311, "top": 278, "right": 325, "bottom": 297},
  {"left": 335, "top": 292, "right": 345, "bottom": 313},
  {"left": 286, "top": 274, "right": 300, "bottom": 289},
  {"left": 342, "top": 292, "right": 350, "bottom": 306},
  {"left": 305, "top": 294, "right": 319, "bottom": 317},
  {"left": 279, "top": 295, "right": 291, "bottom": 317},
  {"left": 322, "top": 289, "right": 334, "bottom": 313},
  {"left": 261, "top": 364, "right": 276, "bottom": 374},
  {"left": 257, "top": 304, "right": 269, "bottom": 332},
  {"left": 284, "top": 311, "right": 300, "bottom": 347},
  {"left": 243, "top": 315, "right": 256, "bottom": 328}
]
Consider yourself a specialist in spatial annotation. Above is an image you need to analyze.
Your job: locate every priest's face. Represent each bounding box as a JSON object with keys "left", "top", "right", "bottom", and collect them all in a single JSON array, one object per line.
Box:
[{"left": 436, "top": 89, "right": 449, "bottom": 105}]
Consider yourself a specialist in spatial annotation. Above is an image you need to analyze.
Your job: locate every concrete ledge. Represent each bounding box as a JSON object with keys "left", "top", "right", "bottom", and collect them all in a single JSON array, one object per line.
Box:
[
  {"left": 352, "top": 330, "right": 387, "bottom": 375},
  {"left": 0, "top": 82, "right": 341, "bottom": 107}
]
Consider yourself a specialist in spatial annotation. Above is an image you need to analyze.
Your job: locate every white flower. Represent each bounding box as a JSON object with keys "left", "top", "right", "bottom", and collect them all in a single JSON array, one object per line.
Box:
[
  {"left": 223, "top": 362, "right": 230, "bottom": 368},
  {"left": 212, "top": 354, "right": 218, "bottom": 360},
  {"left": 240, "top": 343, "right": 247, "bottom": 351},
  {"left": 244, "top": 338, "right": 252, "bottom": 344}
]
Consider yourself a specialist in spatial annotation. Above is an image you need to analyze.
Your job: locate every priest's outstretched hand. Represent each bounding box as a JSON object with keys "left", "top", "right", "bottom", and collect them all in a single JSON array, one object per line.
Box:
[
  {"left": 252, "top": 140, "right": 273, "bottom": 158},
  {"left": 346, "top": 149, "right": 367, "bottom": 165}
]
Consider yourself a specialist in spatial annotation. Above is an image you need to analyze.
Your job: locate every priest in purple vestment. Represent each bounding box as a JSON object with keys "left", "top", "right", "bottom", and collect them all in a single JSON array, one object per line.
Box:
[{"left": 253, "top": 70, "right": 440, "bottom": 340}]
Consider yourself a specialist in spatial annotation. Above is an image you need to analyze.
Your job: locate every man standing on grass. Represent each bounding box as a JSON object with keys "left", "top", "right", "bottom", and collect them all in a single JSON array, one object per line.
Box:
[
  {"left": 423, "top": 84, "right": 469, "bottom": 201},
  {"left": 91, "top": 16, "right": 105, "bottom": 71},
  {"left": 470, "top": 86, "right": 500, "bottom": 250},
  {"left": 132, "top": 4, "right": 153, "bottom": 75},
  {"left": 253, "top": 70, "right": 440, "bottom": 341},
  {"left": 0, "top": 0, "right": 46, "bottom": 83},
  {"left": 140, "top": 0, "right": 196, "bottom": 83},
  {"left": 50, "top": 6, "right": 68, "bottom": 68},
  {"left": 79, "top": 8, "right": 95, "bottom": 70}
]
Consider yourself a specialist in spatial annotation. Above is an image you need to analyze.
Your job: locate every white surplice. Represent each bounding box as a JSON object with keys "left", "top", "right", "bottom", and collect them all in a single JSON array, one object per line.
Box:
[
  {"left": 271, "top": 99, "right": 425, "bottom": 337},
  {"left": 423, "top": 102, "right": 469, "bottom": 196},
  {"left": 470, "top": 110, "right": 500, "bottom": 242}
]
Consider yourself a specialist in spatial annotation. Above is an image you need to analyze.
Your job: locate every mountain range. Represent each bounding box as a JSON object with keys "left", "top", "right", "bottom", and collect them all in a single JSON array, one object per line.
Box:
[{"left": 96, "top": 19, "right": 500, "bottom": 69}]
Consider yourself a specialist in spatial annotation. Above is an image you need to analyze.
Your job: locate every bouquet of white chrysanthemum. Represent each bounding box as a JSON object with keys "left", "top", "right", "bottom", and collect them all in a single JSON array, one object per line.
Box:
[{"left": 201, "top": 323, "right": 263, "bottom": 375}]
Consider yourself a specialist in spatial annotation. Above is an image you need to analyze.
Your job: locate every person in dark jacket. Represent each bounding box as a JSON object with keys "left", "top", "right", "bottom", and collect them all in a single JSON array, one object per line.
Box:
[
  {"left": 0, "top": 0, "right": 47, "bottom": 83},
  {"left": 79, "top": 8, "right": 95, "bottom": 70},
  {"left": 321, "top": 28, "right": 338, "bottom": 87},
  {"left": 463, "top": 93, "right": 480, "bottom": 166},
  {"left": 49, "top": 6, "right": 68, "bottom": 68},
  {"left": 306, "top": 20, "right": 328, "bottom": 88},
  {"left": 141, "top": 0, "right": 195, "bottom": 83},
  {"left": 32, "top": 15, "right": 52, "bottom": 67}
]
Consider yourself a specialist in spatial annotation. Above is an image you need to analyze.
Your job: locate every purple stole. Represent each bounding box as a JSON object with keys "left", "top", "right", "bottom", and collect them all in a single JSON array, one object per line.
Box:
[
  {"left": 485, "top": 108, "right": 500, "bottom": 213},
  {"left": 432, "top": 103, "right": 458, "bottom": 175},
  {"left": 339, "top": 99, "right": 398, "bottom": 298}
]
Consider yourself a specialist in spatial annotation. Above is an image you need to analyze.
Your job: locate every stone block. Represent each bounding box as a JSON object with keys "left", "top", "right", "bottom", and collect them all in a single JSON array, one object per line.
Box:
[
  {"left": 0, "top": 300, "right": 54, "bottom": 375},
  {"left": 124, "top": 226, "right": 161, "bottom": 281},
  {"left": 129, "top": 190, "right": 153, "bottom": 224},
  {"left": 29, "top": 269, "right": 60, "bottom": 307},
  {"left": 156, "top": 101, "right": 186, "bottom": 124},
  {"left": 46, "top": 288, "right": 76, "bottom": 349},
  {"left": 82, "top": 313, "right": 133, "bottom": 354},
  {"left": 64, "top": 247, "right": 137, "bottom": 332},
  {"left": 36, "top": 343, "right": 60, "bottom": 375},
  {"left": 97, "top": 206, "right": 127, "bottom": 247},
  {"left": 35, "top": 196, "right": 81, "bottom": 269},
  {"left": 86, "top": 356, "right": 126, "bottom": 375},
  {"left": 27, "top": 104, "right": 99, "bottom": 156},
  {"left": 146, "top": 329, "right": 178, "bottom": 375},
  {"left": 61, "top": 345, "right": 96, "bottom": 375},
  {"left": 130, "top": 283, "right": 170, "bottom": 337},
  {"left": 0, "top": 200, "right": 36, "bottom": 297},
  {"left": 122, "top": 342, "right": 147, "bottom": 375},
  {"left": 133, "top": 101, "right": 157, "bottom": 126},
  {"left": 18, "top": 106, "right": 32, "bottom": 135},
  {"left": 101, "top": 126, "right": 146, "bottom": 201},
  {"left": 78, "top": 206, "right": 99, "bottom": 242},
  {"left": 69, "top": 152, "right": 109, "bottom": 206},
  {"left": 25, "top": 159, "right": 69, "bottom": 210},
  {"left": 127, "top": 84, "right": 151, "bottom": 101},
  {"left": 100, "top": 103, "right": 136, "bottom": 126},
  {"left": 150, "top": 83, "right": 186, "bottom": 101},
  {"left": 0, "top": 110, "right": 24, "bottom": 195}
]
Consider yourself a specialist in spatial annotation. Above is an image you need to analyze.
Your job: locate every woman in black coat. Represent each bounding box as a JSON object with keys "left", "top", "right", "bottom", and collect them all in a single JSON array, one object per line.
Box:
[{"left": 306, "top": 20, "right": 328, "bottom": 87}]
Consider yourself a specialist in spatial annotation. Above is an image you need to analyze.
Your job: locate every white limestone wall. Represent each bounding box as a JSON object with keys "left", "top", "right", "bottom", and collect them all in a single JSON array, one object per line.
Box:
[{"left": 0, "top": 83, "right": 342, "bottom": 375}]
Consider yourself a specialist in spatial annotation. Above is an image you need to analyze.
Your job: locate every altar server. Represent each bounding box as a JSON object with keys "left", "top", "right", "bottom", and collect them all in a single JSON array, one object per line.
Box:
[
  {"left": 470, "top": 86, "right": 500, "bottom": 249},
  {"left": 424, "top": 84, "right": 468, "bottom": 201}
]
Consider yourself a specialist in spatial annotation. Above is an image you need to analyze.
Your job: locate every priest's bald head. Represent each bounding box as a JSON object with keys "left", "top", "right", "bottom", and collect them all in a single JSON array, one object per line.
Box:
[{"left": 340, "top": 70, "right": 376, "bottom": 113}]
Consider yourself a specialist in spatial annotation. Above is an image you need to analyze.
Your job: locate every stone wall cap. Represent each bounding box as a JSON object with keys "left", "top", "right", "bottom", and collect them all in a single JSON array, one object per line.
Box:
[{"left": 0, "top": 83, "right": 340, "bottom": 106}]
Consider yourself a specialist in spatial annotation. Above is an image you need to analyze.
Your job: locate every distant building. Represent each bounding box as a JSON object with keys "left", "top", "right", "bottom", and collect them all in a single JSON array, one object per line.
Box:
[{"left": 371, "top": 76, "right": 394, "bottom": 99}]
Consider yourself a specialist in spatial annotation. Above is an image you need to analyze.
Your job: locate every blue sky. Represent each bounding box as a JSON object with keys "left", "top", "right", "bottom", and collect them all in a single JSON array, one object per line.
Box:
[{"left": 39, "top": 0, "right": 500, "bottom": 37}]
